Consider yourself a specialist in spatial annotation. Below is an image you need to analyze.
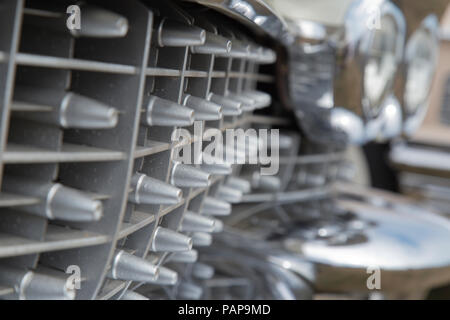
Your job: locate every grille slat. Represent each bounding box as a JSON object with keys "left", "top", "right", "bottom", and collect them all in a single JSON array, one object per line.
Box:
[
  {"left": 4, "top": 143, "right": 125, "bottom": 163},
  {"left": 0, "top": 225, "right": 108, "bottom": 258}
]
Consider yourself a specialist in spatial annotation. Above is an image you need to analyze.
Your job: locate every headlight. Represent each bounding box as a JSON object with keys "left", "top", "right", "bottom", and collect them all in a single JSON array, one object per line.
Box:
[
  {"left": 402, "top": 15, "right": 440, "bottom": 136},
  {"left": 335, "top": 0, "right": 405, "bottom": 120},
  {"left": 363, "top": 15, "right": 401, "bottom": 116},
  {"left": 280, "top": 0, "right": 406, "bottom": 146},
  {"left": 372, "top": 95, "right": 403, "bottom": 142}
]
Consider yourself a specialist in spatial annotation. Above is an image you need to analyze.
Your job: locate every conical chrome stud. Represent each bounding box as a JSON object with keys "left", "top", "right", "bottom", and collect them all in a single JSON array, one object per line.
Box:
[
  {"left": 229, "top": 39, "right": 250, "bottom": 59},
  {"left": 212, "top": 219, "right": 224, "bottom": 233},
  {"left": 192, "top": 263, "right": 215, "bottom": 280},
  {"left": 208, "top": 93, "right": 242, "bottom": 116},
  {"left": 13, "top": 87, "right": 118, "bottom": 129},
  {"left": 182, "top": 94, "right": 222, "bottom": 121},
  {"left": 3, "top": 176, "right": 102, "bottom": 221},
  {"left": 177, "top": 282, "right": 203, "bottom": 300},
  {"left": 0, "top": 266, "right": 75, "bottom": 300},
  {"left": 241, "top": 90, "right": 272, "bottom": 109},
  {"left": 226, "top": 92, "right": 256, "bottom": 112},
  {"left": 108, "top": 250, "right": 159, "bottom": 283},
  {"left": 151, "top": 266, "right": 178, "bottom": 285},
  {"left": 171, "top": 163, "right": 211, "bottom": 188},
  {"left": 200, "top": 153, "right": 232, "bottom": 175},
  {"left": 190, "top": 31, "right": 232, "bottom": 55},
  {"left": 143, "top": 96, "right": 194, "bottom": 127},
  {"left": 249, "top": 45, "right": 264, "bottom": 61},
  {"left": 157, "top": 18, "right": 206, "bottom": 47},
  {"left": 69, "top": 4, "right": 128, "bottom": 38},
  {"left": 181, "top": 211, "right": 215, "bottom": 233},
  {"left": 252, "top": 172, "right": 281, "bottom": 191},
  {"left": 129, "top": 173, "right": 182, "bottom": 205},
  {"left": 168, "top": 250, "right": 198, "bottom": 263},
  {"left": 151, "top": 227, "right": 193, "bottom": 252},
  {"left": 226, "top": 176, "right": 251, "bottom": 193},
  {"left": 259, "top": 48, "right": 277, "bottom": 64},
  {"left": 201, "top": 196, "right": 231, "bottom": 216},
  {"left": 192, "top": 232, "right": 213, "bottom": 247},
  {"left": 121, "top": 290, "right": 149, "bottom": 300},
  {"left": 216, "top": 185, "right": 243, "bottom": 203}
]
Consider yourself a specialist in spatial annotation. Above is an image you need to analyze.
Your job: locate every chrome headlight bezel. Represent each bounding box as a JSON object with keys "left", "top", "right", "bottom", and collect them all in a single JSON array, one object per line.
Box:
[
  {"left": 283, "top": 0, "right": 406, "bottom": 146},
  {"left": 333, "top": 0, "right": 406, "bottom": 121},
  {"left": 401, "top": 14, "right": 440, "bottom": 137}
]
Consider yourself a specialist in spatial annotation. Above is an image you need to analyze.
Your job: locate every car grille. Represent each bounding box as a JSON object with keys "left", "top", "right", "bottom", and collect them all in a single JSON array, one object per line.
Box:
[
  {"left": 0, "top": 0, "right": 345, "bottom": 300},
  {"left": 440, "top": 74, "right": 450, "bottom": 126}
]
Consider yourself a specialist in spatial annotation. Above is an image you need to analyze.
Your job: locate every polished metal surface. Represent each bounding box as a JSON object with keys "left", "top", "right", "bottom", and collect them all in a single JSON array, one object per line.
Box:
[
  {"left": 0, "top": 0, "right": 448, "bottom": 301},
  {"left": 285, "top": 0, "right": 406, "bottom": 146},
  {"left": 402, "top": 15, "right": 440, "bottom": 137},
  {"left": 184, "top": 0, "right": 293, "bottom": 43},
  {"left": 291, "top": 199, "right": 450, "bottom": 270}
]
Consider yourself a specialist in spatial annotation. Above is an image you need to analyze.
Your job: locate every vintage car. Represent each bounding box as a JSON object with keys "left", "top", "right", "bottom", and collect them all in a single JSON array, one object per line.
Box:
[{"left": 0, "top": 0, "right": 448, "bottom": 300}]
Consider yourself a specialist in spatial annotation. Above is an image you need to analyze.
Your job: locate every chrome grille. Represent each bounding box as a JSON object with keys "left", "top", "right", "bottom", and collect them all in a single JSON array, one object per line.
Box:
[{"left": 0, "top": 0, "right": 349, "bottom": 300}]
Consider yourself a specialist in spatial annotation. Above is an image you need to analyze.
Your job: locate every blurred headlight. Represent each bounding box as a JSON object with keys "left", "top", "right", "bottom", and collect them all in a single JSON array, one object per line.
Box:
[
  {"left": 335, "top": 0, "right": 405, "bottom": 120},
  {"left": 363, "top": 15, "right": 401, "bottom": 116},
  {"left": 402, "top": 15, "right": 440, "bottom": 136},
  {"left": 374, "top": 95, "right": 403, "bottom": 142},
  {"left": 282, "top": 0, "right": 406, "bottom": 146}
]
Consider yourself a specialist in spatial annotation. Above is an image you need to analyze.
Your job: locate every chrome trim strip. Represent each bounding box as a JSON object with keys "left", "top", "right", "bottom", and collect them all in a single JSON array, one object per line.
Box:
[
  {"left": 183, "top": 0, "right": 293, "bottom": 44},
  {"left": 390, "top": 143, "right": 450, "bottom": 173}
]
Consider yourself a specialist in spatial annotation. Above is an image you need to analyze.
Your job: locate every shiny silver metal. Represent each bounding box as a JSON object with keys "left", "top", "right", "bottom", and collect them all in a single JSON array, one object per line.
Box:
[
  {"left": 191, "top": 232, "right": 213, "bottom": 246},
  {"left": 156, "top": 18, "right": 206, "bottom": 47},
  {"left": 285, "top": 198, "right": 450, "bottom": 292},
  {"left": 0, "top": 266, "right": 75, "bottom": 300},
  {"left": 201, "top": 196, "right": 232, "bottom": 216},
  {"left": 108, "top": 250, "right": 159, "bottom": 283},
  {"left": 171, "top": 162, "right": 212, "bottom": 188},
  {"left": 182, "top": 94, "right": 222, "bottom": 121},
  {"left": 151, "top": 227, "right": 193, "bottom": 252},
  {"left": 335, "top": 0, "right": 406, "bottom": 119},
  {"left": 129, "top": 173, "right": 183, "bottom": 205},
  {"left": 70, "top": 4, "right": 129, "bottom": 38},
  {"left": 402, "top": 15, "right": 440, "bottom": 137},
  {"left": 390, "top": 142, "right": 450, "bottom": 173},
  {"left": 374, "top": 95, "right": 403, "bottom": 142},
  {"left": 181, "top": 211, "right": 216, "bottom": 233},
  {"left": 208, "top": 93, "right": 242, "bottom": 116},
  {"left": 121, "top": 290, "right": 149, "bottom": 300},
  {"left": 285, "top": 0, "right": 406, "bottom": 146},
  {"left": 184, "top": 0, "right": 293, "bottom": 44},
  {"left": 168, "top": 250, "right": 199, "bottom": 263},
  {"left": 152, "top": 266, "right": 178, "bottom": 285},
  {"left": 13, "top": 87, "right": 119, "bottom": 129},
  {"left": 329, "top": 107, "right": 366, "bottom": 145},
  {"left": 143, "top": 96, "right": 195, "bottom": 127},
  {"left": 3, "top": 176, "right": 103, "bottom": 221}
]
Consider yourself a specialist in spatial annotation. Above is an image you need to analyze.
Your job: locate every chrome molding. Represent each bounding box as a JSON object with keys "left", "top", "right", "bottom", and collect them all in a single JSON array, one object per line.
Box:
[
  {"left": 402, "top": 14, "right": 440, "bottom": 137},
  {"left": 376, "top": 95, "right": 403, "bottom": 142},
  {"left": 334, "top": 0, "right": 406, "bottom": 120},
  {"left": 183, "top": 0, "right": 293, "bottom": 44}
]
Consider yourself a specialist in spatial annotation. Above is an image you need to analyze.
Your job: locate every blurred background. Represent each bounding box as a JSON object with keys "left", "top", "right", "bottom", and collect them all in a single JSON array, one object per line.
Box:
[{"left": 350, "top": 0, "right": 450, "bottom": 299}]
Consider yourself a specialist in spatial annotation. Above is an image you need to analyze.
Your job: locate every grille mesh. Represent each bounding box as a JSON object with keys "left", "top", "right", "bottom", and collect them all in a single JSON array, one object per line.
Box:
[{"left": 0, "top": 0, "right": 344, "bottom": 300}]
